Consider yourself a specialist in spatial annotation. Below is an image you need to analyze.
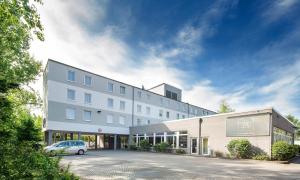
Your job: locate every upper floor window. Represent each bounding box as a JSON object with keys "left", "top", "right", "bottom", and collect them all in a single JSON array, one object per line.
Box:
[
  {"left": 120, "top": 86, "right": 126, "bottom": 95},
  {"left": 147, "top": 94, "right": 151, "bottom": 100},
  {"left": 83, "top": 110, "right": 92, "bottom": 121},
  {"left": 166, "top": 111, "right": 170, "bottom": 118},
  {"left": 146, "top": 107, "right": 151, "bottom": 115},
  {"left": 137, "top": 104, "right": 142, "bottom": 113},
  {"left": 66, "top": 108, "right": 75, "bottom": 120},
  {"left": 137, "top": 91, "right": 142, "bottom": 98},
  {"left": 106, "top": 114, "right": 113, "bottom": 123},
  {"left": 107, "top": 98, "right": 114, "bottom": 108},
  {"left": 159, "top": 110, "right": 163, "bottom": 117},
  {"left": 137, "top": 118, "right": 141, "bottom": 126},
  {"left": 160, "top": 98, "right": 163, "bottom": 105},
  {"left": 84, "top": 93, "right": 91, "bottom": 104},
  {"left": 171, "top": 92, "right": 177, "bottom": 100},
  {"left": 84, "top": 75, "right": 92, "bottom": 86},
  {"left": 67, "top": 89, "right": 75, "bottom": 100},
  {"left": 67, "top": 70, "right": 75, "bottom": 82},
  {"left": 119, "top": 116, "right": 125, "bottom": 125},
  {"left": 177, "top": 113, "right": 180, "bottom": 119},
  {"left": 107, "top": 82, "right": 114, "bottom": 92},
  {"left": 120, "top": 101, "right": 125, "bottom": 111},
  {"left": 147, "top": 120, "right": 151, "bottom": 124},
  {"left": 166, "top": 90, "right": 172, "bottom": 98}
]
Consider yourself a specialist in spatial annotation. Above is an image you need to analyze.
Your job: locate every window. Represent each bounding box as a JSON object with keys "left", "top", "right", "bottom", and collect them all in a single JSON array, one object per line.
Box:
[
  {"left": 146, "top": 107, "right": 151, "bottom": 115},
  {"left": 67, "top": 89, "right": 75, "bottom": 100},
  {"left": 119, "top": 116, "right": 125, "bottom": 125},
  {"left": 182, "top": 115, "right": 185, "bottom": 119},
  {"left": 171, "top": 92, "right": 177, "bottom": 100},
  {"left": 137, "top": 91, "right": 142, "bottom": 98},
  {"left": 107, "top": 82, "right": 113, "bottom": 92},
  {"left": 147, "top": 94, "right": 151, "bottom": 100},
  {"left": 137, "top": 104, "right": 142, "bottom": 113},
  {"left": 84, "top": 75, "right": 92, "bottom": 86},
  {"left": 159, "top": 110, "right": 163, "bottom": 117},
  {"left": 106, "top": 115, "right": 113, "bottom": 123},
  {"left": 166, "top": 90, "right": 172, "bottom": 98},
  {"left": 84, "top": 93, "right": 91, "bottom": 104},
  {"left": 66, "top": 108, "right": 75, "bottom": 120},
  {"left": 120, "top": 101, "right": 125, "bottom": 111},
  {"left": 179, "top": 135, "right": 187, "bottom": 148},
  {"left": 177, "top": 113, "right": 180, "bottom": 119},
  {"left": 147, "top": 120, "right": 151, "bottom": 124},
  {"left": 84, "top": 110, "right": 92, "bottom": 121},
  {"left": 166, "top": 111, "right": 170, "bottom": 118},
  {"left": 120, "top": 86, "right": 126, "bottom": 94},
  {"left": 107, "top": 98, "right": 114, "bottom": 108},
  {"left": 137, "top": 119, "right": 141, "bottom": 126},
  {"left": 67, "top": 70, "right": 75, "bottom": 82}
]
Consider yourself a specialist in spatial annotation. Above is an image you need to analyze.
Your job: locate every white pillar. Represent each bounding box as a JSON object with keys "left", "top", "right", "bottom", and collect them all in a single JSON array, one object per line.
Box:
[
  {"left": 153, "top": 133, "right": 156, "bottom": 145},
  {"left": 176, "top": 131, "right": 179, "bottom": 149},
  {"left": 136, "top": 134, "right": 138, "bottom": 146},
  {"left": 164, "top": 132, "right": 167, "bottom": 143},
  {"left": 114, "top": 134, "right": 117, "bottom": 150},
  {"left": 144, "top": 133, "right": 147, "bottom": 140}
]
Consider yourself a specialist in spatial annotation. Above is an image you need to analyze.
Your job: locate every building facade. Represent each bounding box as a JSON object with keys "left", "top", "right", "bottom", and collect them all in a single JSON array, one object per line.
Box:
[
  {"left": 130, "top": 108, "right": 295, "bottom": 157},
  {"left": 43, "top": 59, "right": 215, "bottom": 149}
]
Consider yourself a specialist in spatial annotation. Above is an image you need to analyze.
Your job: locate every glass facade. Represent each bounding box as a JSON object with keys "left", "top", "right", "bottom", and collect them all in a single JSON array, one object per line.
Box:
[{"left": 273, "top": 127, "right": 293, "bottom": 144}]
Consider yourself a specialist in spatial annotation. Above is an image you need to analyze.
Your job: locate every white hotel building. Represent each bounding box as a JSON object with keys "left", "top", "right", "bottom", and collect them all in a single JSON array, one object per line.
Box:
[{"left": 43, "top": 59, "right": 215, "bottom": 149}]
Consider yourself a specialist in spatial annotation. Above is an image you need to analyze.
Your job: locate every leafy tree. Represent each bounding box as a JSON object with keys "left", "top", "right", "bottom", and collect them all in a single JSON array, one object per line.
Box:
[
  {"left": 286, "top": 114, "right": 300, "bottom": 139},
  {"left": 218, "top": 100, "right": 234, "bottom": 113}
]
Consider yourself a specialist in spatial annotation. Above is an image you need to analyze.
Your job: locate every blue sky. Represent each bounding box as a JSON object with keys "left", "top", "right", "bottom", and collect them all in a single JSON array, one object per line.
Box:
[{"left": 31, "top": 0, "right": 300, "bottom": 117}]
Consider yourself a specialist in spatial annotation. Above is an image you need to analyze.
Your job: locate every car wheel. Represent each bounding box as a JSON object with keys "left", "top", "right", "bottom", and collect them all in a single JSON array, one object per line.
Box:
[{"left": 78, "top": 149, "right": 84, "bottom": 155}]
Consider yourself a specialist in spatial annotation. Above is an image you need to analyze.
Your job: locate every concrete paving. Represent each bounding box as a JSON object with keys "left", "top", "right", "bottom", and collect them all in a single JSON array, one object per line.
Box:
[{"left": 61, "top": 150, "right": 300, "bottom": 180}]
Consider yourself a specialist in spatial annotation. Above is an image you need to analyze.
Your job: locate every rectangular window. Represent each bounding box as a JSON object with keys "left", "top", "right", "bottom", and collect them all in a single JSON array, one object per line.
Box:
[
  {"left": 179, "top": 135, "right": 187, "bottom": 148},
  {"left": 171, "top": 92, "right": 177, "bottom": 100},
  {"left": 146, "top": 107, "right": 151, "bottom": 115},
  {"left": 137, "top": 104, "right": 142, "bottom": 113},
  {"left": 120, "top": 86, "right": 126, "bottom": 94},
  {"left": 66, "top": 108, "right": 75, "bottom": 120},
  {"left": 119, "top": 116, "right": 125, "bottom": 125},
  {"left": 107, "top": 82, "right": 114, "bottom": 92},
  {"left": 84, "top": 93, "right": 91, "bottom": 104},
  {"left": 159, "top": 110, "right": 163, "bottom": 117},
  {"left": 137, "top": 91, "right": 142, "bottom": 98},
  {"left": 166, "top": 111, "right": 170, "bottom": 118},
  {"left": 147, "top": 120, "right": 151, "bottom": 124},
  {"left": 67, "top": 70, "right": 75, "bottom": 82},
  {"left": 120, "top": 101, "right": 125, "bottom": 111},
  {"left": 67, "top": 89, "right": 75, "bottom": 100},
  {"left": 107, "top": 98, "right": 114, "bottom": 108},
  {"left": 84, "top": 110, "right": 92, "bottom": 121},
  {"left": 84, "top": 75, "right": 92, "bottom": 86},
  {"left": 137, "top": 119, "right": 141, "bottom": 126},
  {"left": 177, "top": 113, "right": 180, "bottom": 119},
  {"left": 166, "top": 90, "right": 172, "bottom": 98},
  {"left": 106, "top": 115, "right": 113, "bottom": 124}
]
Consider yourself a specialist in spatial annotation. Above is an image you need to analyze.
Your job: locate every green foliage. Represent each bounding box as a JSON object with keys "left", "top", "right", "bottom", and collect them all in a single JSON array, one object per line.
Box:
[
  {"left": 294, "top": 144, "right": 300, "bottom": 154},
  {"left": 272, "top": 141, "right": 296, "bottom": 161},
  {"left": 214, "top": 151, "right": 224, "bottom": 157},
  {"left": 286, "top": 114, "right": 300, "bottom": 139},
  {"left": 175, "top": 149, "right": 186, "bottom": 154},
  {"left": 252, "top": 154, "right": 270, "bottom": 160},
  {"left": 227, "top": 139, "right": 252, "bottom": 159},
  {"left": 154, "top": 144, "right": 161, "bottom": 152},
  {"left": 218, "top": 100, "right": 234, "bottom": 113},
  {"left": 129, "top": 144, "right": 138, "bottom": 151},
  {"left": 16, "top": 112, "right": 42, "bottom": 142},
  {"left": 140, "top": 139, "right": 151, "bottom": 151},
  {"left": 154, "top": 142, "right": 171, "bottom": 153}
]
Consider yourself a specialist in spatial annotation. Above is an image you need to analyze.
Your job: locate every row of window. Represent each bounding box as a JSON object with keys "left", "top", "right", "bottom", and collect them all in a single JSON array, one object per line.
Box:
[
  {"left": 65, "top": 108, "right": 127, "bottom": 125},
  {"left": 67, "top": 70, "right": 210, "bottom": 116}
]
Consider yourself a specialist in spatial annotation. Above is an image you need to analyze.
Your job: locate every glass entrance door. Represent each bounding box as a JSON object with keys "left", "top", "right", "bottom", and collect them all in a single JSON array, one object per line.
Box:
[
  {"left": 191, "top": 138, "right": 198, "bottom": 154},
  {"left": 202, "top": 137, "right": 209, "bottom": 155}
]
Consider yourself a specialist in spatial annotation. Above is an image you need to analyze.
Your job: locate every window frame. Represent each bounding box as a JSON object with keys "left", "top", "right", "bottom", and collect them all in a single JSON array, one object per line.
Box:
[
  {"left": 83, "top": 110, "right": 92, "bottom": 121},
  {"left": 84, "top": 75, "right": 92, "bottom": 86},
  {"left": 84, "top": 93, "right": 92, "bottom": 104},
  {"left": 106, "top": 114, "right": 113, "bottom": 124},
  {"left": 120, "top": 86, "right": 126, "bottom": 95},
  {"left": 107, "top": 98, "right": 114, "bottom": 109},
  {"left": 67, "top": 70, "right": 75, "bottom": 82},
  {"left": 67, "top": 89, "right": 76, "bottom": 101},
  {"left": 107, "top": 82, "right": 114, "bottom": 93},
  {"left": 66, "top": 108, "right": 75, "bottom": 120}
]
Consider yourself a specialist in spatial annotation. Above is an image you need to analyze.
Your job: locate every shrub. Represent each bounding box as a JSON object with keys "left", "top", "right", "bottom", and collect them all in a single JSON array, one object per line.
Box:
[
  {"left": 293, "top": 144, "right": 300, "bottom": 154},
  {"left": 159, "top": 142, "right": 170, "bottom": 152},
  {"left": 272, "top": 141, "right": 296, "bottom": 161},
  {"left": 140, "top": 140, "right": 151, "bottom": 151},
  {"left": 129, "top": 144, "right": 138, "bottom": 151},
  {"left": 252, "top": 154, "right": 270, "bottom": 160},
  {"left": 154, "top": 144, "right": 161, "bottom": 152},
  {"left": 227, "top": 139, "right": 252, "bottom": 159},
  {"left": 214, "top": 151, "right": 224, "bottom": 157},
  {"left": 175, "top": 149, "right": 186, "bottom": 154}
]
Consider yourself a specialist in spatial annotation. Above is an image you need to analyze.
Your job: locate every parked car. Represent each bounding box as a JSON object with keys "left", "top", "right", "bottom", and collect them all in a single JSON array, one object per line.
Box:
[{"left": 44, "top": 140, "right": 87, "bottom": 155}]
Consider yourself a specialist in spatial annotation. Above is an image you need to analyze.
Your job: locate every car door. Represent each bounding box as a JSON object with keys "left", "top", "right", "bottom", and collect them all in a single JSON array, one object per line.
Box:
[{"left": 68, "top": 141, "right": 78, "bottom": 154}]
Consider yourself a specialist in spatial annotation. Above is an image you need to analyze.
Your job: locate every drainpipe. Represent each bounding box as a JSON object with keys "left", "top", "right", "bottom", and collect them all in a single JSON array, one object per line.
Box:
[
  {"left": 269, "top": 112, "right": 273, "bottom": 158},
  {"left": 199, "top": 118, "right": 203, "bottom": 155},
  {"left": 132, "top": 87, "right": 135, "bottom": 126}
]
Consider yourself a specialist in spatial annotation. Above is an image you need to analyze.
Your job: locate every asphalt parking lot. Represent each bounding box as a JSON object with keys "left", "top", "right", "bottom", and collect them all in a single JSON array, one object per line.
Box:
[{"left": 61, "top": 150, "right": 300, "bottom": 180}]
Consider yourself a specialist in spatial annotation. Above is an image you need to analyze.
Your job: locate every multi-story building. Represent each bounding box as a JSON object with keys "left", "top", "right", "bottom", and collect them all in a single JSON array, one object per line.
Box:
[{"left": 43, "top": 59, "right": 215, "bottom": 149}]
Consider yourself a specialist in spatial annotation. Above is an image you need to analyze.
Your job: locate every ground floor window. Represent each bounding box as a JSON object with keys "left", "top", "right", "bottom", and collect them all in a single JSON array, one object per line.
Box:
[
  {"left": 179, "top": 135, "right": 187, "bottom": 148},
  {"left": 273, "top": 127, "right": 293, "bottom": 144}
]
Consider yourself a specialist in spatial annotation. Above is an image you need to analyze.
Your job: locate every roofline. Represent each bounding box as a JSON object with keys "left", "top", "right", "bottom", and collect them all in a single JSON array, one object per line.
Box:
[
  {"left": 147, "top": 83, "right": 165, "bottom": 90},
  {"left": 46, "top": 59, "right": 216, "bottom": 113},
  {"left": 272, "top": 108, "right": 297, "bottom": 128}
]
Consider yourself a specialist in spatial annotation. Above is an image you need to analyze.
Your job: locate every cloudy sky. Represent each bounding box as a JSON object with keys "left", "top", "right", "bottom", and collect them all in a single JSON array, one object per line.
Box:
[{"left": 31, "top": 0, "right": 300, "bottom": 118}]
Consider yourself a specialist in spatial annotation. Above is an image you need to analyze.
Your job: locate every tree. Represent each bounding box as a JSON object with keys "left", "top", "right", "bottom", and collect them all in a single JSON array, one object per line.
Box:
[
  {"left": 218, "top": 100, "right": 234, "bottom": 113},
  {"left": 286, "top": 114, "right": 300, "bottom": 139}
]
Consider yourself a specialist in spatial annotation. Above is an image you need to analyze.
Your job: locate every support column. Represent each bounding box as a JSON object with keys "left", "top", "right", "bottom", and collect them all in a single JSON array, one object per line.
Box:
[
  {"left": 114, "top": 134, "right": 117, "bottom": 150},
  {"left": 78, "top": 132, "right": 81, "bottom": 140},
  {"left": 70, "top": 133, "right": 74, "bottom": 140},
  {"left": 153, "top": 133, "right": 156, "bottom": 145},
  {"left": 164, "top": 132, "right": 167, "bottom": 143},
  {"left": 136, "top": 134, "right": 138, "bottom": 146},
  {"left": 144, "top": 133, "right": 147, "bottom": 140},
  {"left": 64, "top": 133, "right": 68, "bottom": 140},
  {"left": 48, "top": 130, "right": 53, "bottom": 145},
  {"left": 176, "top": 131, "right": 179, "bottom": 149},
  {"left": 95, "top": 135, "right": 98, "bottom": 150}
]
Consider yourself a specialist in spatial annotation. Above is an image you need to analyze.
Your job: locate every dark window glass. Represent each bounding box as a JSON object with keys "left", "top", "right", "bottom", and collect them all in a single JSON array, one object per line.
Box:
[
  {"left": 166, "top": 90, "right": 172, "bottom": 98},
  {"left": 171, "top": 92, "right": 177, "bottom": 100},
  {"left": 179, "top": 136, "right": 187, "bottom": 148}
]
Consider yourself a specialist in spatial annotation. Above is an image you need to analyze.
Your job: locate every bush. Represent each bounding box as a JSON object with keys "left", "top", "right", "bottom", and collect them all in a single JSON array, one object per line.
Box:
[
  {"left": 159, "top": 142, "right": 170, "bottom": 152},
  {"left": 175, "top": 149, "right": 186, "bottom": 154},
  {"left": 227, "top": 139, "right": 252, "bottom": 159},
  {"left": 129, "top": 144, "right": 138, "bottom": 151},
  {"left": 272, "top": 141, "right": 296, "bottom": 161},
  {"left": 140, "top": 140, "right": 151, "bottom": 151},
  {"left": 154, "top": 144, "right": 161, "bottom": 152},
  {"left": 214, "top": 151, "right": 224, "bottom": 157},
  {"left": 252, "top": 154, "right": 270, "bottom": 160},
  {"left": 293, "top": 144, "right": 300, "bottom": 154}
]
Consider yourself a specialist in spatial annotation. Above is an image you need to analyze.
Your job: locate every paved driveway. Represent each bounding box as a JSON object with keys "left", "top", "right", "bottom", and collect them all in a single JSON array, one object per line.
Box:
[{"left": 61, "top": 150, "right": 300, "bottom": 180}]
